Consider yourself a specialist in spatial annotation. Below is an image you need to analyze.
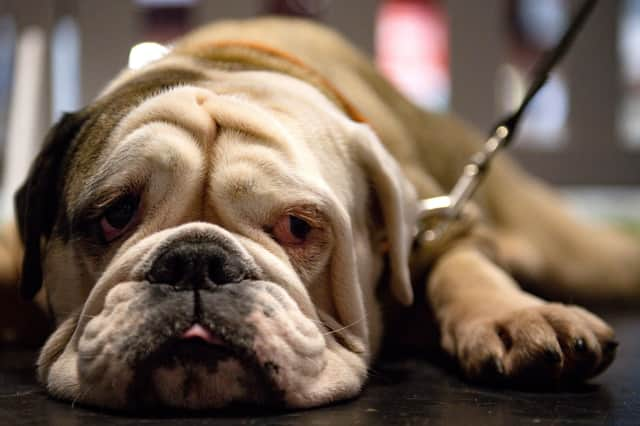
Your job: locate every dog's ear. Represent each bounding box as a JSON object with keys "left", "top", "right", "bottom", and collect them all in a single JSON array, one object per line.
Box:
[
  {"left": 15, "top": 111, "right": 88, "bottom": 300},
  {"left": 351, "top": 124, "right": 417, "bottom": 306}
]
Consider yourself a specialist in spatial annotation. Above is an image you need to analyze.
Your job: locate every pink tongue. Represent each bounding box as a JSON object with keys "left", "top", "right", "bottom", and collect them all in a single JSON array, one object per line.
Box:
[{"left": 181, "top": 324, "right": 224, "bottom": 345}]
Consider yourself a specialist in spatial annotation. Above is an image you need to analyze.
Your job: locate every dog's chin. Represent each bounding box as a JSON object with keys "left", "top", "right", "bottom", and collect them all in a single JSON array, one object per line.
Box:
[
  {"left": 128, "top": 337, "right": 278, "bottom": 410},
  {"left": 60, "top": 280, "right": 330, "bottom": 410}
]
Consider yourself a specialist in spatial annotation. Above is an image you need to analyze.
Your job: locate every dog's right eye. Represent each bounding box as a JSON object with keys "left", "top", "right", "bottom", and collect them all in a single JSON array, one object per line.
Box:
[
  {"left": 271, "top": 214, "right": 316, "bottom": 247},
  {"left": 100, "top": 194, "right": 139, "bottom": 242}
]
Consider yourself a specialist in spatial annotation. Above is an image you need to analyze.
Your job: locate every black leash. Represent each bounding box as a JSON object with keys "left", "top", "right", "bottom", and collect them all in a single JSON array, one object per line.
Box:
[
  {"left": 415, "top": 0, "right": 598, "bottom": 248},
  {"left": 505, "top": 0, "right": 597, "bottom": 143}
]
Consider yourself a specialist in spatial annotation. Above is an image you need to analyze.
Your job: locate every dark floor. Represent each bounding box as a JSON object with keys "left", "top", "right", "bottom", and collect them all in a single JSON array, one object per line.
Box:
[{"left": 1, "top": 311, "right": 638, "bottom": 426}]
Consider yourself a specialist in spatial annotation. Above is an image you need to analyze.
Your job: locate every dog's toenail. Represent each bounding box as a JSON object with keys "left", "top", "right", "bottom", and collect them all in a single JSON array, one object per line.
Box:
[
  {"left": 480, "top": 357, "right": 505, "bottom": 381},
  {"left": 604, "top": 340, "right": 619, "bottom": 354},
  {"left": 574, "top": 338, "right": 587, "bottom": 352},
  {"left": 496, "top": 327, "right": 512, "bottom": 351},
  {"left": 544, "top": 348, "right": 562, "bottom": 364},
  {"left": 492, "top": 357, "right": 505, "bottom": 375}
]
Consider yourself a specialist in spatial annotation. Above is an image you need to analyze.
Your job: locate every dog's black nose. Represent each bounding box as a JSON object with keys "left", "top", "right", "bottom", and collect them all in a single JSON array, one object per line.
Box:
[{"left": 146, "top": 239, "right": 248, "bottom": 289}]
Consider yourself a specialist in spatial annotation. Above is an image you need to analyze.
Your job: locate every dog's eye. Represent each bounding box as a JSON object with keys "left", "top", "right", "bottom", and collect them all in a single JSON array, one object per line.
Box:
[
  {"left": 273, "top": 215, "right": 312, "bottom": 246},
  {"left": 100, "top": 195, "right": 139, "bottom": 242}
]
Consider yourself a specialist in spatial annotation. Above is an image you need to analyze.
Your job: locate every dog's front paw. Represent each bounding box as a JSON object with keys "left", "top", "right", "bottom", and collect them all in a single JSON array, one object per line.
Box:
[{"left": 451, "top": 303, "right": 618, "bottom": 386}]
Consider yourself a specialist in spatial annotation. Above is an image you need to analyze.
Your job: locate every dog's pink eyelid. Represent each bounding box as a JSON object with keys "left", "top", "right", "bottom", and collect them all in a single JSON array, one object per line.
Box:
[
  {"left": 100, "top": 217, "right": 127, "bottom": 242},
  {"left": 99, "top": 195, "right": 140, "bottom": 242},
  {"left": 272, "top": 215, "right": 311, "bottom": 246}
]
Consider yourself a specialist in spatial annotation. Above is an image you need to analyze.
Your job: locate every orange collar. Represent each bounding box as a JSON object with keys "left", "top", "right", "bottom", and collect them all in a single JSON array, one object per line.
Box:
[{"left": 173, "top": 40, "right": 366, "bottom": 123}]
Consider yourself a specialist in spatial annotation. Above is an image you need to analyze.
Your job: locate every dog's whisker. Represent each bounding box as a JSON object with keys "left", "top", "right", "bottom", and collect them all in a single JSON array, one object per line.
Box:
[
  {"left": 322, "top": 316, "right": 366, "bottom": 336},
  {"left": 81, "top": 313, "right": 98, "bottom": 319},
  {"left": 71, "top": 385, "right": 93, "bottom": 408},
  {"left": 53, "top": 310, "right": 100, "bottom": 320},
  {"left": 365, "top": 365, "right": 386, "bottom": 379}
]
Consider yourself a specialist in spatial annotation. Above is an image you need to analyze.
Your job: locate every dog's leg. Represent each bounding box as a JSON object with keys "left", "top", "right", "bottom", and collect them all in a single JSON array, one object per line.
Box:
[
  {"left": 0, "top": 221, "right": 49, "bottom": 345},
  {"left": 427, "top": 241, "right": 618, "bottom": 384}
]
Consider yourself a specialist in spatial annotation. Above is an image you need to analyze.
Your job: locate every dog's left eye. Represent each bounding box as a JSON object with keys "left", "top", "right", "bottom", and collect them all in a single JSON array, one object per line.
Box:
[
  {"left": 273, "top": 215, "right": 312, "bottom": 246},
  {"left": 100, "top": 195, "right": 139, "bottom": 242}
]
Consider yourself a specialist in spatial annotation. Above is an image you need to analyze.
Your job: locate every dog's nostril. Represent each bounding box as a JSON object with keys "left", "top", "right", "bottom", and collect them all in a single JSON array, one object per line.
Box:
[
  {"left": 208, "top": 259, "right": 225, "bottom": 285},
  {"left": 146, "top": 240, "right": 248, "bottom": 288},
  {"left": 208, "top": 258, "right": 245, "bottom": 285},
  {"left": 147, "top": 251, "right": 187, "bottom": 287},
  {"left": 167, "top": 255, "right": 187, "bottom": 284}
]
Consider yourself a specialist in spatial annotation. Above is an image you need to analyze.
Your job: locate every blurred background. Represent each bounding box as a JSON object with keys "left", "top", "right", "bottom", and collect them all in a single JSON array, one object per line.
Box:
[{"left": 0, "top": 0, "right": 638, "bottom": 226}]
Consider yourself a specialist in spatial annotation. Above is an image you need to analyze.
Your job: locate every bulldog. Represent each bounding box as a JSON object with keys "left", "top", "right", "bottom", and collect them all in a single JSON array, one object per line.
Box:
[{"left": 1, "top": 16, "right": 639, "bottom": 411}]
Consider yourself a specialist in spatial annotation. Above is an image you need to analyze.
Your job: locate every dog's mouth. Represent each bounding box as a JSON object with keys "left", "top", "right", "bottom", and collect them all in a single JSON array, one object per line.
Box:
[
  {"left": 142, "top": 324, "right": 238, "bottom": 368},
  {"left": 139, "top": 322, "right": 259, "bottom": 370},
  {"left": 181, "top": 323, "right": 225, "bottom": 345}
]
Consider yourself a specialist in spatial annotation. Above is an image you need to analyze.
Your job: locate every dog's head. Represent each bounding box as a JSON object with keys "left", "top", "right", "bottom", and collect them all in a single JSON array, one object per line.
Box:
[{"left": 16, "top": 58, "right": 417, "bottom": 410}]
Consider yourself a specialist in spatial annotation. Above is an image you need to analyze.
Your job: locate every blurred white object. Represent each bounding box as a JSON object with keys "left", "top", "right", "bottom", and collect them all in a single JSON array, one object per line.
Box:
[
  {"left": 0, "top": 26, "right": 46, "bottom": 220},
  {"left": 51, "top": 16, "right": 81, "bottom": 123},
  {"left": 619, "top": 0, "right": 640, "bottom": 83},
  {"left": 128, "top": 42, "right": 169, "bottom": 70},
  {"left": 618, "top": 0, "right": 640, "bottom": 148},
  {"left": 618, "top": 94, "right": 640, "bottom": 147},
  {"left": 0, "top": 16, "right": 16, "bottom": 148}
]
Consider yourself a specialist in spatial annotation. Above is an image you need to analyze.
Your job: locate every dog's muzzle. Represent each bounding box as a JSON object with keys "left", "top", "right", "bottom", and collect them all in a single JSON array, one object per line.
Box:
[{"left": 72, "top": 223, "right": 328, "bottom": 409}]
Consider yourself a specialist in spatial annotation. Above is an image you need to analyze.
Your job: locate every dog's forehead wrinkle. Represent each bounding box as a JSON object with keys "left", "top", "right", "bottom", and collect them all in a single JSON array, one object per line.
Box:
[
  {"left": 195, "top": 90, "right": 292, "bottom": 144},
  {"left": 206, "top": 73, "right": 353, "bottom": 167},
  {"left": 214, "top": 164, "right": 325, "bottom": 208},
  {"left": 108, "top": 85, "right": 218, "bottom": 145},
  {"left": 74, "top": 122, "right": 199, "bottom": 207},
  {"left": 212, "top": 130, "right": 336, "bottom": 202}
]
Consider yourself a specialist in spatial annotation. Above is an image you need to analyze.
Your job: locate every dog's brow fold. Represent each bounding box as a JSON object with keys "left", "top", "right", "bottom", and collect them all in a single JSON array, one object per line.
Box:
[
  {"left": 70, "top": 158, "right": 150, "bottom": 232},
  {"left": 69, "top": 127, "right": 184, "bottom": 229},
  {"left": 70, "top": 183, "right": 142, "bottom": 233}
]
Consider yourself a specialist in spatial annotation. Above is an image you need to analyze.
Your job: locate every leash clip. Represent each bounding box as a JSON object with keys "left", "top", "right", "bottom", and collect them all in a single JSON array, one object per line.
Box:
[{"left": 414, "top": 125, "right": 510, "bottom": 249}]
